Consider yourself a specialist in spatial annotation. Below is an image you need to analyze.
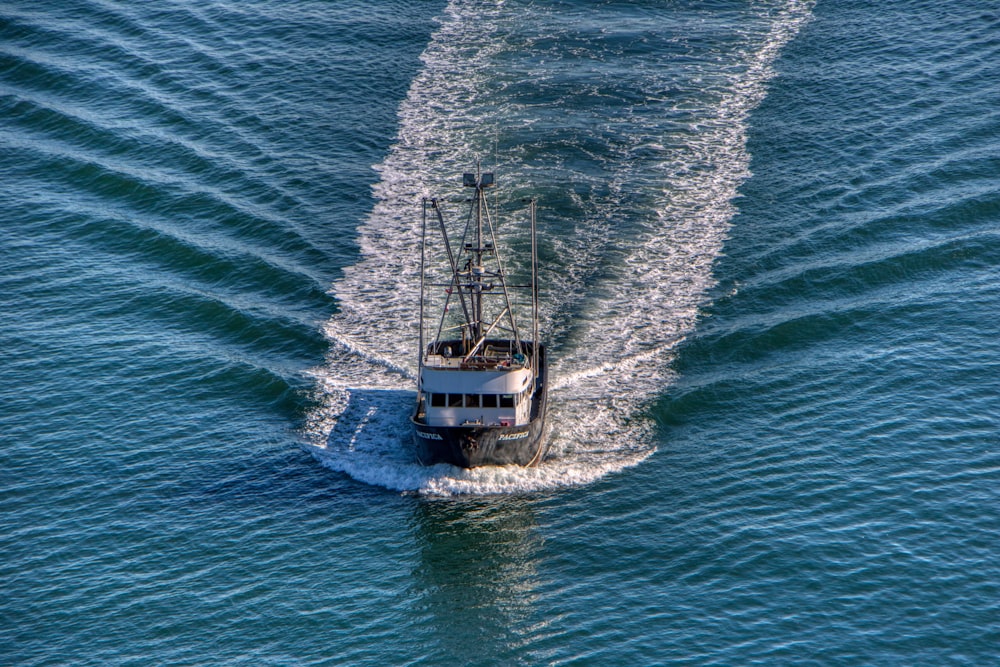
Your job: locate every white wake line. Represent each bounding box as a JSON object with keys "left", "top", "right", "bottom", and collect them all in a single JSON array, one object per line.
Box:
[
  {"left": 550, "top": 335, "right": 687, "bottom": 392},
  {"left": 321, "top": 320, "right": 415, "bottom": 381}
]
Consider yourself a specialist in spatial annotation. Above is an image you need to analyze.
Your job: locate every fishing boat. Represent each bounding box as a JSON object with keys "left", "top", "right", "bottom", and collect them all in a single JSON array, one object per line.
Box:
[{"left": 411, "top": 168, "right": 548, "bottom": 467}]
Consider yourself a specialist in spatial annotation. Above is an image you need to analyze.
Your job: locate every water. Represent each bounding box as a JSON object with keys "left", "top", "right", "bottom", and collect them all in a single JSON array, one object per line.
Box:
[{"left": 2, "top": 0, "right": 998, "bottom": 664}]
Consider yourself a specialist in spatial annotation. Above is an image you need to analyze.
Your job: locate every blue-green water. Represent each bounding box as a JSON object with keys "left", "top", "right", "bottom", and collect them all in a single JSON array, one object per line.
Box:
[{"left": 3, "top": 0, "right": 998, "bottom": 664}]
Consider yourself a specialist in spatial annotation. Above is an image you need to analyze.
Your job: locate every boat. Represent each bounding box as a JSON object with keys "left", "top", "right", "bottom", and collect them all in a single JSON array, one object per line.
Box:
[{"left": 411, "top": 168, "right": 549, "bottom": 468}]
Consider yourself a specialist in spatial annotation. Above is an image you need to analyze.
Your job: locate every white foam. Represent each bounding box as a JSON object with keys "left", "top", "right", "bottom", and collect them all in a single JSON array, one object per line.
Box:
[{"left": 303, "top": 0, "right": 815, "bottom": 495}]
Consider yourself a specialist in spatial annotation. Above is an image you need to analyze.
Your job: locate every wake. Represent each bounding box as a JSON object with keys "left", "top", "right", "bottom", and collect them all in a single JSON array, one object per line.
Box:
[{"left": 302, "top": 0, "right": 815, "bottom": 495}]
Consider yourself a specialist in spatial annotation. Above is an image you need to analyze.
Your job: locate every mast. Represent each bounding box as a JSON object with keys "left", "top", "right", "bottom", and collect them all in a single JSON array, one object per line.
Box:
[
  {"left": 418, "top": 198, "right": 427, "bottom": 375},
  {"left": 475, "top": 167, "right": 483, "bottom": 342},
  {"left": 530, "top": 197, "right": 538, "bottom": 376},
  {"left": 465, "top": 164, "right": 493, "bottom": 344},
  {"left": 421, "top": 168, "right": 534, "bottom": 363}
]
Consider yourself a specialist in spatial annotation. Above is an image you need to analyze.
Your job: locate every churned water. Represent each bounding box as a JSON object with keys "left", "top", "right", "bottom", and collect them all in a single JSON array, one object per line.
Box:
[{"left": 2, "top": 0, "right": 998, "bottom": 664}]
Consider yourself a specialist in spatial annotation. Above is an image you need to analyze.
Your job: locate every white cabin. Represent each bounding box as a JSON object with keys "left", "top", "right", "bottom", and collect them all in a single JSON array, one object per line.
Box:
[{"left": 420, "top": 362, "right": 532, "bottom": 427}]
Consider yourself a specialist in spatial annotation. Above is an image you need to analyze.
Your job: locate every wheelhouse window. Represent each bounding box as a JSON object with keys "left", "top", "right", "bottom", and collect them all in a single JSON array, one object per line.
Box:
[{"left": 430, "top": 392, "right": 526, "bottom": 409}]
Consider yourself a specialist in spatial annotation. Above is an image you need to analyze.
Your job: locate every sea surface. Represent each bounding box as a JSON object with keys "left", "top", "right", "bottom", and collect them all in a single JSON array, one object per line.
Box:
[{"left": 2, "top": 0, "right": 998, "bottom": 664}]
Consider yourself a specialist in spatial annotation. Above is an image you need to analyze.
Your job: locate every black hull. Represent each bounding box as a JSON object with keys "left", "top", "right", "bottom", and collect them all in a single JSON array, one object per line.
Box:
[{"left": 412, "top": 414, "right": 548, "bottom": 468}]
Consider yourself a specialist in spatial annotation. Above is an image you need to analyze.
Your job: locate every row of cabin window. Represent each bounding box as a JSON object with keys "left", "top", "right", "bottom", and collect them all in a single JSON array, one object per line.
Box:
[{"left": 428, "top": 392, "right": 522, "bottom": 409}]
